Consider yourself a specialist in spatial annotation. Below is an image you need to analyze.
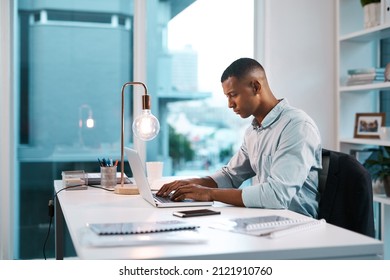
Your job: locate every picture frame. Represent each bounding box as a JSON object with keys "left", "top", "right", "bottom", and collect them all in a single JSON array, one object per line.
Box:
[{"left": 354, "top": 112, "right": 386, "bottom": 139}]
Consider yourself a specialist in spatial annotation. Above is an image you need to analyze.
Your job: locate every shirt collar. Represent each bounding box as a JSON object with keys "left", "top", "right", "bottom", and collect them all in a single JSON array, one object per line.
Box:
[{"left": 251, "top": 99, "right": 288, "bottom": 130}]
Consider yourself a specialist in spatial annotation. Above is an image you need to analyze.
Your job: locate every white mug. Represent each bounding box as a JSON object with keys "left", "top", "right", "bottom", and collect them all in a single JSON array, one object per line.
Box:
[{"left": 146, "top": 161, "right": 164, "bottom": 183}]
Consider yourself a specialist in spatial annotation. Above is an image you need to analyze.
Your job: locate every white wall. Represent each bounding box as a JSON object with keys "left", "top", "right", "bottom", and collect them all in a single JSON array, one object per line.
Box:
[{"left": 255, "top": 0, "right": 336, "bottom": 150}]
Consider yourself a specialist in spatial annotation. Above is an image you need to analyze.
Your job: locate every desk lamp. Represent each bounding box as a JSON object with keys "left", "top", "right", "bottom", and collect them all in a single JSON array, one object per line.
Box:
[
  {"left": 78, "top": 104, "right": 95, "bottom": 129},
  {"left": 114, "top": 81, "right": 160, "bottom": 195},
  {"left": 78, "top": 104, "right": 95, "bottom": 146}
]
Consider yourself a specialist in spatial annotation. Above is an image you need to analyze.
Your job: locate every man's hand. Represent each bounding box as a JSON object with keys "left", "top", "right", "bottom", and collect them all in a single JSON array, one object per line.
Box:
[
  {"left": 156, "top": 179, "right": 212, "bottom": 201},
  {"left": 168, "top": 183, "right": 214, "bottom": 202},
  {"left": 156, "top": 177, "right": 244, "bottom": 206}
]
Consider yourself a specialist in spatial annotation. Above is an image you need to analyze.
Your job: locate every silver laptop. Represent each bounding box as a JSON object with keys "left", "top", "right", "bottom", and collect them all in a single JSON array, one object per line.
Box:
[{"left": 125, "top": 147, "right": 213, "bottom": 208}]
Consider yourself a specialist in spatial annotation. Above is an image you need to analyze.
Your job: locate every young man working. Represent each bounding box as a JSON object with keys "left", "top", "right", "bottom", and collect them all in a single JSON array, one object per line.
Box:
[{"left": 157, "top": 58, "right": 322, "bottom": 218}]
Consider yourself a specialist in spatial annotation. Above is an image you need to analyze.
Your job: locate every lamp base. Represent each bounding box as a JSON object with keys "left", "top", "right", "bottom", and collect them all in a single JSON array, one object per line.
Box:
[{"left": 114, "top": 184, "right": 139, "bottom": 195}]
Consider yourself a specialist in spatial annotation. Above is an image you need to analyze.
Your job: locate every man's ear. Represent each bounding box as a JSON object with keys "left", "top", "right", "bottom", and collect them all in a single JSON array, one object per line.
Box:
[{"left": 252, "top": 80, "right": 261, "bottom": 94}]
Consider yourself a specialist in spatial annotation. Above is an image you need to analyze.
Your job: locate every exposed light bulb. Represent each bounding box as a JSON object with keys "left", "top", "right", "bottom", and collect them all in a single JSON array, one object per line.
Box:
[
  {"left": 86, "top": 118, "right": 94, "bottom": 128},
  {"left": 132, "top": 109, "right": 160, "bottom": 141}
]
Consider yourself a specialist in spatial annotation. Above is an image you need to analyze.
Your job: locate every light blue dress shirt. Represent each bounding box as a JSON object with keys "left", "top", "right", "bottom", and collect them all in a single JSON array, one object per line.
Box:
[{"left": 210, "top": 99, "right": 322, "bottom": 218}]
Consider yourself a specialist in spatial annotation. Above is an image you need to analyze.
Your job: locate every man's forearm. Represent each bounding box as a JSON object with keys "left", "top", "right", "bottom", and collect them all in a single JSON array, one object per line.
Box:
[
  {"left": 192, "top": 176, "right": 218, "bottom": 188},
  {"left": 187, "top": 176, "right": 245, "bottom": 206},
  {"left": 210, "top": 188, "right": 245, "bottom": 207}
]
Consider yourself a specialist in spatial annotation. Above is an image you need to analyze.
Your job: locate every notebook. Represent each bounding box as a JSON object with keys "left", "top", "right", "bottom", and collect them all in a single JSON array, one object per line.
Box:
[
  {"left": 124, "top": 147, "right": 213, "bottom": 208},
  {"left": 211, "top": 215, "right": 314, "bottom": 236},
  {"left": 87, "top": 220, "right": 199, "bottom": 235},
  {"left": 266, "top": 219, "right": 326, "bottom": 239},
  {"left": 81, "top": 225, "right": 207, "bottom": 247}
]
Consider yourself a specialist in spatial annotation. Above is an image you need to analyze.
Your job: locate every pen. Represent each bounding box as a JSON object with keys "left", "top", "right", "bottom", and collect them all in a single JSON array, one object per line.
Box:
[{"left": 98, "top": 158, "right": 117, "bottom": 167}]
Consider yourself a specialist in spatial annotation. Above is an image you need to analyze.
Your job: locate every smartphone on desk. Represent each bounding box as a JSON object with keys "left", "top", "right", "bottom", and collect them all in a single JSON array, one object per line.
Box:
[{"left": 173, "top": 209, "right": 221, "bottom": 218}]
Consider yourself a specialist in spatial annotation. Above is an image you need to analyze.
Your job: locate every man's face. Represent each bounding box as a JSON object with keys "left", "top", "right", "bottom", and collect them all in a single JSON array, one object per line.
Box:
[{"left": 222, "top": 76, "right": 259, "bottom": 119}]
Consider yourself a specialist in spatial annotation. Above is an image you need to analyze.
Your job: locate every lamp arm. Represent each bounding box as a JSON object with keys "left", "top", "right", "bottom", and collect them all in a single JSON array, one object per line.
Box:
[{"left": 120, "top": 82, "right": 149, "bottom": 187}]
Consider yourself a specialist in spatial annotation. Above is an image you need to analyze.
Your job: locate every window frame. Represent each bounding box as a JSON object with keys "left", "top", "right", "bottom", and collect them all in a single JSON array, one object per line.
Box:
[{"left": 0, "top": 0, "right": 17, "bottom": 260}]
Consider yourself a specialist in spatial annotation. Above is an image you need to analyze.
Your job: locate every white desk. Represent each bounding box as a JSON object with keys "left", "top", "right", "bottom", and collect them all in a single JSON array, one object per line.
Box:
[
  {"left": 54, "top": 180, "right": 383, "bottom": 260},
  {"left": 374, "top": 194, "right": 390, "bottom": 259}
]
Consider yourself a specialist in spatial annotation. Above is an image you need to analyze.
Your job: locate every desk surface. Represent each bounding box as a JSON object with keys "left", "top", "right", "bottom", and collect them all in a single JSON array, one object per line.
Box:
[{"left": 54, "top": 180, "right": 383, "bottom": 260}]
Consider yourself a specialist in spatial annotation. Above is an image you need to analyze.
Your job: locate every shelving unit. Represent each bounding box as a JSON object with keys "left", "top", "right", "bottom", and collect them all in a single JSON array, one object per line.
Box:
[
  {"left": 337, "top": 0, "right": 390, "bottom": 259},
  {"left": 337, "top": 0, "right": 390, "bottom": 153},
  {"left": 373, "top": 194, "right": 390, "bottom": 259},
  {"left": 339, "top": 22, "right": 390, "bottom": 42}
]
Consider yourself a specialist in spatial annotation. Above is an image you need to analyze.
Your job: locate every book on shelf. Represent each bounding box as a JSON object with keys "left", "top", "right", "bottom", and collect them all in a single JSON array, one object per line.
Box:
[
  {"left": 347, "top": 67, "right": 383, "bottom": 75},
  {"left": 346, "top": 67, "right": 386, "bottom": 86}
]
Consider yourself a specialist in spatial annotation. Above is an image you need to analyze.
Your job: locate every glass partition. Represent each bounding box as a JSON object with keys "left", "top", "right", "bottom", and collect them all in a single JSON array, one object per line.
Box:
[{"left": 15, "top": 0, "right": 253, "bottom": 259}]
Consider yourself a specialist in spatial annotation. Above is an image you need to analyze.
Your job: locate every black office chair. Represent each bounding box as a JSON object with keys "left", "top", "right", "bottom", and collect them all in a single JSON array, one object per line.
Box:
[{"left": 318, "top": 148, "right": 375, "bottom": 237}]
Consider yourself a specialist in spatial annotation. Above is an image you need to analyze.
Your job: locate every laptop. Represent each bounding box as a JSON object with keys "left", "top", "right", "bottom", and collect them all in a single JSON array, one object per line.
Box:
[{"left": 125, "top": 147, "right": 213, "bottom": 208}]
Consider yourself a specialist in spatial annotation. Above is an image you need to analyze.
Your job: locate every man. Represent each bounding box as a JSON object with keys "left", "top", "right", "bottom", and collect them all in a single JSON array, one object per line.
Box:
[{"left": 157, "top": 57, "right": 322, "bottom": 218}]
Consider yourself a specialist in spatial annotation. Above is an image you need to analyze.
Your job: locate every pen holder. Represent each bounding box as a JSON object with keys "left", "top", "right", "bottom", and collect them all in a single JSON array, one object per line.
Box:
[{"left": 100, "top": 166, "right": 117, "bottom": 189}]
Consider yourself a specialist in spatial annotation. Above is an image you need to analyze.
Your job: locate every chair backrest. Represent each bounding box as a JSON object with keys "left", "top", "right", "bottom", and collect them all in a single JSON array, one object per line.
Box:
[{"left": 318, "top": 149, "right": 375, "bottom": 237}]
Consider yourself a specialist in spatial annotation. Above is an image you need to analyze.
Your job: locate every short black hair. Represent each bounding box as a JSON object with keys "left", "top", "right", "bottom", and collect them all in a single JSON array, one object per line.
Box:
[{"left": 220, "top": 57, "right": 264, "bottom": 83}]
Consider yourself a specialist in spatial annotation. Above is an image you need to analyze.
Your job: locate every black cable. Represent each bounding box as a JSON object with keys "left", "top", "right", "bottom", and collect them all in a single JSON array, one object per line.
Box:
[
  {"left": 42, "top": 212, "right": 52, "bottom": 260},
  {"left": 42, "top": 185, "right": 114, "bottom": 260}
]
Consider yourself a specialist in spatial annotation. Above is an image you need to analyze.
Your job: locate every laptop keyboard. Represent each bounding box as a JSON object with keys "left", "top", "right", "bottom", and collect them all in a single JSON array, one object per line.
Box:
[{"left": 153, "top": 194, "right": 174, "bottom": 203}]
